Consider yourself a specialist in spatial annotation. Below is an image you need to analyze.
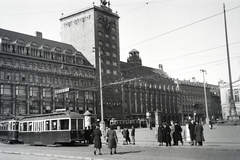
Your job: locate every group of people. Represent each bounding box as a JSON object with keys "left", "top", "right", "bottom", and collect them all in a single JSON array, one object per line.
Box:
[
  {"left": 157, "top": 121, "right": 183, "bottom": 147},
  {"left": 92, "top": 125, "right": 119, "bottom": 155},
  {"left": 122, "top": 126, "right": 135, "bottom": 145},
  {"left": 92, "top": 125, "right": 136, "bottom": 155},
  {"left": 84, "top": 126, "right": 94, "bottom": 144},
  {"left": 188, "top": 119, "right": 204, "bottom": 146}
]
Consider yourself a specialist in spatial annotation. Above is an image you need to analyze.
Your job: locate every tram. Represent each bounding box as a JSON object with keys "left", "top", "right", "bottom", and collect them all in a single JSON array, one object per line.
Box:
[
  {"left": 18, "top": 111, "right": 85, "bottom": 146},
  {"left": 0, "top": 116, "right": 22, "bottom": 143},
  {"left": 109, "top": 119, "right": 147, "bottom": 129}
]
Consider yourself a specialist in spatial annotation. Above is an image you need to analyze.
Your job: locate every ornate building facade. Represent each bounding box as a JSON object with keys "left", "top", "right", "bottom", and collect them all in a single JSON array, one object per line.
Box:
[
  {"left": 0, "top": 29, "right": 96, "bottom": 118},
  {"left": 219, "top": 78, "right": 240, "bottom": 120},
  {"left": 120, "top": 49, "right": 181, "bottom": 124},
  {"left": 176, "top": 78, "right": 221, "bottom": 124}
]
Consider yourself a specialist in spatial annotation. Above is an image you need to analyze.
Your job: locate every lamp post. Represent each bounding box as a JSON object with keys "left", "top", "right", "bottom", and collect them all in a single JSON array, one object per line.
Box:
[
  {"left": 146, "top": 111, "right": 152, "bottom": 130},
  {"left": 200, "top": 69, "right": 209, "bottom": 125},
  {"left": 98, "top": 47, "right": 105, "bottom": 132}
]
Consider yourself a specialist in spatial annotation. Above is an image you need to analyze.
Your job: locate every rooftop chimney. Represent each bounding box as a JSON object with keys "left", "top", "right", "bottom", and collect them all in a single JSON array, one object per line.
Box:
[{"left": 35, "top": 31, "right": 42, "bottom": 38}]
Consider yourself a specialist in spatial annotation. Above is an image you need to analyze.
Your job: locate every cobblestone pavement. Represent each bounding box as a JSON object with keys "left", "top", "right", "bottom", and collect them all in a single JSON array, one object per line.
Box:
[{"left": 0, "top": 125, "right": 240, "bottom": 160}]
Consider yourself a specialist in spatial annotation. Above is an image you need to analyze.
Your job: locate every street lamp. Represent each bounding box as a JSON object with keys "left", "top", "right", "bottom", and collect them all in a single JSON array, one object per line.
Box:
[{"left": 200, "top": 69, "right": 209, "bottom": 125}]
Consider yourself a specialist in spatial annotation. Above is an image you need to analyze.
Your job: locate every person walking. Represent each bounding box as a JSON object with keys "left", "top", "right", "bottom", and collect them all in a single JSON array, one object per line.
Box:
[
  {"left": 157, "top": 124, "right": 164, "bottom": 146},
  {"left": 162, "top": 122, "right": 171, "bottom": 147},
  {"left": 131, "top": 126, "right": 135, "bottom": 145},
  {"left": 174, "top": 122, "right": 183, "bottom": 145},
  {"left": 122, "top": 128, "right": 126, "bottom": 145},
  {"left": 195, "top": 121, "right": 204, "bottom": 146},
  {"left": 92, "top": 125, "right": 103, "bottom": 155},
  {"left": 125, "top": 127, "right": 131, "bottom": 144},
  {"left": 107, "top": 125, "right": 118, "bottom": 155},
  {"left": 188, "top": 119, "right": 196, "bottom": 146}
]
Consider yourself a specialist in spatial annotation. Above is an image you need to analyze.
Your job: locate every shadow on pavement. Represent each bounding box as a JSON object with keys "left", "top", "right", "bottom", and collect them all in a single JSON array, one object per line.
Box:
[{"left": 116, "top": 150, "right": 142, "bottom": 155}]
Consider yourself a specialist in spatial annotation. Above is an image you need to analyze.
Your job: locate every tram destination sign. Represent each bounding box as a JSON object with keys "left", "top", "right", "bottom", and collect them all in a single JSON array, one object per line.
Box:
[{"left": 55, "top": 87, "right": 70, "bottom": 94}]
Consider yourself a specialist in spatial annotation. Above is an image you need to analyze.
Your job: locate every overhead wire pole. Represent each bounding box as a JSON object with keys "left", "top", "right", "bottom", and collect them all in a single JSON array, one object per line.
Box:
[
  {"left": 223, "top": 3, "right": 238, "bottom": 121},
  {"left": 200, "top": 69, "right": 209, "bottom": 125}
]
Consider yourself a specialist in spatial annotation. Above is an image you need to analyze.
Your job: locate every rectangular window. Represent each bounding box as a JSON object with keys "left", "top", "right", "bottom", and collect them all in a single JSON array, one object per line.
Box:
[
  {"left": 47, "top": 64, "right": 51, "bottom": 70},
  {"left": 42, "top": 76, "right": 46, "bottom": 83},
  {"left": 30, "top": 87, "right": 39, "bottom": 97},
  {"left": 105, "top": 33, "right": 109, "bottom": 38},
  {"left": 78, "top": 119, "right": 83, "bottom": 129},
  {"left": 106, "top": 43, "right": 110, "bottom": 47},
  {"left": 35, "top": 75, "right": 39, "bottom": 83},
  {"left": 6, "top": 58, "right": 12, "bottom": 65},
  {"left": 0, "top": 71, "right": 4, "bottom": 79},
  {"left": 42, "top": 63, "right": 46, "bottom": 70},
  {"left": 16, "top": 85, "right": 26, "bottom": 97},
  {"left": 113, "top": 62, "right": 117, "bottom": 66},
  {"left": 106, "top": 61, "right": 110, "bottom": 65},
  {"left": 45, "top": 120, "right": 50, "bottom": 130},
  {"left": 98, "top": 41, "right": 103, "bottom": 45},
  {"left": 29, "top": 62, "right": 33, "bottom": 68},
  {"left": 35, "top": 63, "right": 39, "bottom": 69},
  {"left": 21, "top": 61, "right": 26, "bottom": 67},
  {"left": 60, "top": 119, "right": 69, "bottom": 130},
  {"left": 29, "top": 74, "right": 33, "bottom": 82},
  {"left": 112, "top": 44, "right": 116, "bottom": 49},
  {"left": 105, "top": 52, "right": 110, "bottom": 56},
  {"left": 71, "top": 119, "right": 77, "bottom": 130},
  {"left": 112, "top": 35, "right": 116, "bottom": 40},
  {"left": 113, "top": 70, "right": 117, "bottom": 75},
  {"left": 1, "top": 84, "right": 11, "bottom": 95},
  {"left": 112, "top": 53, "right": 117, "bottom": 57},
  {"left": 0, "top": 57, "right": 4, "bottom": 64},
  {"left": 15, "top": 60, "right": 20, "bottom": 66},
  {"left": 15, "top": 73, "right": 20, "bottom": 81},
  {"left": 51, "top": 120, "right": 58, "bottom": 130},
  {"left": 43, "top": 88, "right": 51, "bottom": 98},
  {"left": 6, "top": 72, "right": 11, "bottom": 80},
  {"left": 106, "top": 70, "right": 110, "bottom": 74},
  {"left": 21, "top": 73, "right": 26, "bottom": 81}
]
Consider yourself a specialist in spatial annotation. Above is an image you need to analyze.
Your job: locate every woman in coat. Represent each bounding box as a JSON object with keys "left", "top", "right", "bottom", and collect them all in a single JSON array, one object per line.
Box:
[
  {"left": 195, "top": 122, "right": 204, "bottom": 146},
  {"left": 107, "top": 125, "right": 118, "bottom": 155},
  {"left": 92, "top": 125, "right": 102, "bottom": 155},
  {"left": 157, "top": 124, "right": 164, "bottom": 146}
]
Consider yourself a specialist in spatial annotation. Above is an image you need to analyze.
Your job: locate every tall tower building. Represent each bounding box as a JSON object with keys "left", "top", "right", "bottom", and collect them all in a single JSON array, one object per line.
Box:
[{"left": 60, "top": 2, "right": 122, "bottom": 120}]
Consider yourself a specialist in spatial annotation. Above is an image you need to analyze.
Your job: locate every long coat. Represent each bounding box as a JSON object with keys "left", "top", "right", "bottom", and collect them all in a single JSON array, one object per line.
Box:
[
  {"left": 195, "top": 124, "right": 204, "bottom": 142},
  {"left": 107, "top": 129, "right": 118, "bottom": 149},
  {"left": 174, "top": 124, "right": 183, "bottom": 141},
  {"left": 92, "top": 128, "right": 102, "bottom": 149},
  {"left": 188, "top": 122, "right": 196, "bottom": 140},
  {"left": 157, "top": 125, "right": 163, "bottom": 143},
  {"left": 162, "top": 125, "right": 171, "bottom": 143}
]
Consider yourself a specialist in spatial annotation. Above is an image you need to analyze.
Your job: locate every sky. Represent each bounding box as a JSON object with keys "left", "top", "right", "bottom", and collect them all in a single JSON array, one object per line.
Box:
[{"left": 0, "top": 0, "right": 239, "bottom": 85}]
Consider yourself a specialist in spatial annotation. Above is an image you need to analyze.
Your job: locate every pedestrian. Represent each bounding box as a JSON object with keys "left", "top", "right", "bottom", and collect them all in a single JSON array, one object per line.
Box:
[
  {"left": 174, "top": 122, "right": 183, "bottom": 145},
  {"left": 107, "top": 125, "right": 118, "bottom": 155},
  {"left": 88, "top": 126, "right": 93, "bottom": 144},
  {"left": 170, "top": 120, "right": 175, "bottom": 145},
  {"left": 188, "top": 119, "right": 196, "bottom": 146},
  {"left": 122, "top": 128, "right": 126, "bottom": 145},
  {"left": 157, "top": 124, "right": 164, "bottom": 146},
  {"left": 125, "top": 127, "right": 131, "bottom": 144},
  {"left": 162, "top": 122, "right": 171, "bottom": 147},
  {"left": 195, "top": 121, "right": 204, "bottom": 146},
  {"left": 131, "top": 126, "right": 135, "bottom": 145},
  {"left": 92, "top": 125, "right": 103, "bottom": 155},
  {"left": 105, "top": 126, "right": 110, "bottom": 145},
  {"left": 84, "top": 127, "right": 88, "bottom": 143},
  {"left": 209, "top": 120, "right": 213, "bottom": 129}
]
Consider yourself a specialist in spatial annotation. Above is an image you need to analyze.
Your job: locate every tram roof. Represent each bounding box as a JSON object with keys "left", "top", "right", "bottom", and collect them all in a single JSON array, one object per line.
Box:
[{"left": 21, "top": 112, "right": 84, "bottom": 121}]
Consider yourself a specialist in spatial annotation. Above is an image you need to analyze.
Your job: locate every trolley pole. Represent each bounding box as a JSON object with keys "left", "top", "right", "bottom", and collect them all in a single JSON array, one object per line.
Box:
[
  {"left": 200, "top": 69, "right": 209, "bottom": 125},
  {"left": 98, "top": 47, "right": 105, "bottom": 132}
]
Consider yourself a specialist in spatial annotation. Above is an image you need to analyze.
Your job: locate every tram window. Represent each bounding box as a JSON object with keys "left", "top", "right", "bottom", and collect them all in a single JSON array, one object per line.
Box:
[
  {"left": 28, "top": 122, "right": 33, "bottom": 131},
  {"left": 6, "top": 123, "right": 9, "bottom": 130},
  {"left": 71, "top": 119, "right": 77, "bottom": 130},
  {"left": 9, "top": 122, "right": 12, "bottom": 131},
  {"left": 60, "top": 119, "right": 69, "bottom": 130},
  {"left": 45, "top": 120, "right": 50, "bottom": 130},
  {"left": 51, "top": 120, "right": 58, "bottom": 130},
  {"left": 78, "top": 119, "right": 83, "bottom": 129},
  {"left": 23, "top": 122, "right": 27, "bottom": 131},
  {"left": 15, "top": 122, "right": 19, "bottom": 130}
]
